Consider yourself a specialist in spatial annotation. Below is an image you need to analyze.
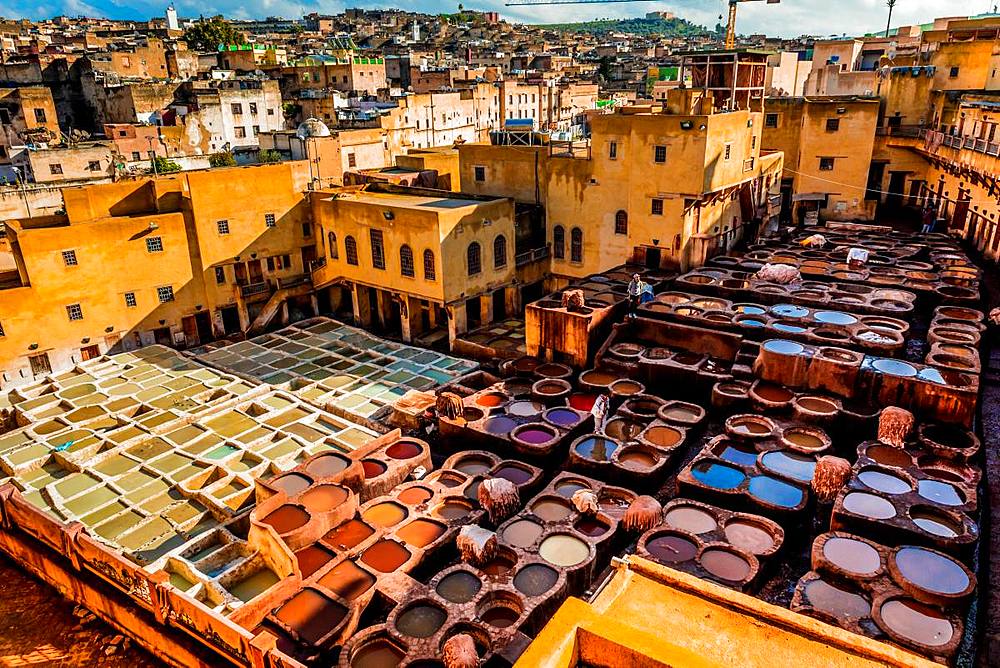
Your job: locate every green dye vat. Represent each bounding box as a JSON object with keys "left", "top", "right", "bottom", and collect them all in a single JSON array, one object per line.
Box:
[
  {"left": 206, "top": 445, "right": 239, "bottom": 460},
  {"left": 260, "top": 439, "right": 299, "bottom": 460},
  {"left": 229, "top": 569, "right": 280, "bottom": 603},
  {"left": 54, "top": 472, "right": 100, "bottom": 499},
  {"left": 205, "top": 413, "right": 257, "bottom": 438},
  {"left": 149, "top": 452, "right": 194, "bottom": 474},
  {"left": 115, "top": 470, "right": 160, "bottom": 493},
  {"left": 7, "top": 443, "right": 49, "bottom": 467},
  {"left": 81, "top": 501, "right": 129, "bottom": 526},
  {"left": 169, "top": 571, "right": 197, "bottom": 592},
  {"left": 95, "top": 510, "right": 144, "bottom": 540},
  {"left": 95, "top": 455, "right": 137, "bottom": 478},
  {"left": 117, "top": 516, "right": 172, "bottom": 551},
  {"left": 64, "top": 485, "right": 118, "bottom": 516},
  {"left": 164, "top": 501, "right": 205, "bottom": 525}
]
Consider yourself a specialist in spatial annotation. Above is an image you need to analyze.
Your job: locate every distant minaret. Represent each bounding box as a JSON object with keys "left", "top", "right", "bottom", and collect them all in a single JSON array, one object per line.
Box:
[
  {"left": 166, "top": 4, "right": 179, "bottom": 30},
  {"left": 412, "top": 22, "right": 420, "bottom": 41}
]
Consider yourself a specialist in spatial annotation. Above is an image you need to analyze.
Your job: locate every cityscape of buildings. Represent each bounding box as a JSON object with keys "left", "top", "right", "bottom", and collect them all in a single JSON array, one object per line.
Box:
[{"left": 0, "top": 4, "right": 995, "bottom": 668}]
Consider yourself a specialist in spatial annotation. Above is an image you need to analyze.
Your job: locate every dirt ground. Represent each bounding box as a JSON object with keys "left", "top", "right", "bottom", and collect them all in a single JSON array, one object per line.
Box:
[{"left": 0, "top": 555, "right": 163, "bottom": 668}]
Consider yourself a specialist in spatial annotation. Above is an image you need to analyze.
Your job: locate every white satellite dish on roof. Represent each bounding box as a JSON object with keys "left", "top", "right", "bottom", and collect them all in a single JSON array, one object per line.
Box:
[{"left": 296, "top": 118, "right": 331, "bottom": 139}]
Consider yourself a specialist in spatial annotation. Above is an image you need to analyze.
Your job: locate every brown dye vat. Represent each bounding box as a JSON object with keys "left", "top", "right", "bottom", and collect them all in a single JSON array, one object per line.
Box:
[
  {"left": 554, "top": 478, "right": 591, "bottom": 498},
  {"left": 395, "top": 602, "right": 447, "bottom": 638},
  {"left": 579, "top": 368, "right": 615, "bottom": 389},
  {"left": 658, "top": 402, "right": 705, "bottom": 425},
  {"left": 481, "top": 549, "right": 518, "bottom": 576},
  {"left": 726, "top": 415, "right": 774, "bottom": 439},
  {"left": 271, "top": 473, "right": 313, "bottom": 496},
  {"left": 535, "top": 363, "right": 573, "bottom": 380},
  {"left": 530, "top": 497, "right": 572, "bottom": 522},
  {"left": 664, "top": 506, "right": 718, "bottom": 534},
  {"left": 360, "top": 540, "right": 411, "bottom": 573},
  {"left": 306, "top": 453, "right": 350, "bottom": 478},
  {"left": 621, "top": 396, "right": 663, "bottom": 419},
  {"left": 362, "top": 502, "right": 407, "bottom": 529},
  {"left": 865, "top": 445, "right": 914, "bottom": 468},
  {"left": 781, "top": 427, "right": 828, "bottom": 452},
  {"left": 349, "top": 637, "right": 406, "bottom": 667},
  {"left": 752, "top": 383, "right": 794, "bottom": 404},
  {"left": 396, "top": 519, "right": 446, "bottom": 548},
  {"left": 263, "top": 504, "right": 310, "bottom": 534},
  {"left": 275, "top": 588, "right": 347, "bottom": 645},
  {"left": 878, "top": 599, "right": 954, "bottom": 648},
  {"left": 296, "top": 545, "right": 336, "bottom": 578},
  {"left": 574, "top": 517, "right": 610, "bottom": 537},
  {"left": 642, "top": 425, "right": 683, "bottom": 448},
  {"left": 478, "top": 596, "right": 523, "bottom": 629},
  {"left": 362, "top": 460, "right": 387, "bottom": 479},
  {"left": 436, "top": 570, "right": 482, "bottom": 603},
  {"left": 610, "top": 379, "right": 644, "bottom": 397},
  {"left": 700, "top": 548, "right": 752, "bottom": 583},
  {"left": 386, "top": 440, "right": 423, "bottom": 460},
  {"left": 646, "top": 532, "right": 698, "bottom": 563},
  {"left": 605, "top": 417, "right": 644, "bottom": 441},
  {"left": 434, "top": 499, "right": 473, "bottom": 520},
  {"left": 795, "top": 396, "right": 838, "bottom": 415},
  {"left": 512, "top": 356, "right": 540, "bottom": 375},
  {"left": 301, "top": 484, "right": 350, "bottom": 513},
  {"left": 514, "top": 564, "right": 559, "bottom": 597},
  {"left": 724, "top": 520, "right": 776, "bottom": 555},
  {"left": 822, "top": 536, "right": 881, "bottom": 576},
  {"left": 397, "top": 486, "right": 433, "bottom": 505},
  {"left": 322, "top": 519, "right": 375, "bottom": 550},
  {"left": 617, "top": 446, "right": 659, "bottom": 470},
  {"left": 501, "top": 519, "right": 544, "bottom": 547},
  {"left": 539, "top": 533, "right": 590, "bottom": 567},
  {"left": 803, "top": 578, "right": 872, "bottom": 619},
  {"left": 318, "top": 560, "right": 375, "bottom": 601},
  {"left": 431, "top": 471, "right": 467, "bottom": 488}
]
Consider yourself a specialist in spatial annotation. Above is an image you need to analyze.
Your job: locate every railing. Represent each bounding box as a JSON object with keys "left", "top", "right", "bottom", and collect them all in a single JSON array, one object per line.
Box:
[
  {"left": 549, "top": 139, "right": 591, "bottom": 160},
  {"left": 239, "top": 281, "right": 269, "bottom": 298},
  {"left": 876, "top": 124, "right": 925, "bottom": 138},
  {"left": 743, "top": 157, "right": 755, "bottom": 173},
  {"left": 924, "top": 129, "right": 1000, "bottom": 157},
  {"left": 515, "top": 245, "right": 550, "bottom": 267},
  {"left": 310, "top": 257, "right": 327, "bottom": 272},
  {"left": 278, "top": 274, "right": 310, "bottom": 289}
]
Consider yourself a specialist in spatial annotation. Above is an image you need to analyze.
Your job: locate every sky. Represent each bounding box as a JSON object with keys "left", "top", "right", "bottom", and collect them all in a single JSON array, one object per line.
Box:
[{"left": 0, "top": 0, "right": 991, "bottom": 38}]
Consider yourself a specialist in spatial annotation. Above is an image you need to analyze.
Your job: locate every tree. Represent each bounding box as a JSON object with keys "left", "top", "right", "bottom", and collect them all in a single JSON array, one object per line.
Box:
[
  {"left": 150, "top": 156, "right": 181, "bottom": 174},
  {"left": 183, "top": 17, "right": 246, "bottom": 51},
  {"left": 209, "top": 151, "right": 237, "bottom": 168},
  {"left": 258, "top": 149, "right": 282, "bottom": 164}
]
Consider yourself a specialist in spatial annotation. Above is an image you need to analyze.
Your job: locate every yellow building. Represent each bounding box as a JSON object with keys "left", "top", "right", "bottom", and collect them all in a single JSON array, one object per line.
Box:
[
  {"left": 309, "top": 183, "right": 522, "bottom": 346},
  {"left": 0, "top": 162, "right": 318, "bottom": 385}
]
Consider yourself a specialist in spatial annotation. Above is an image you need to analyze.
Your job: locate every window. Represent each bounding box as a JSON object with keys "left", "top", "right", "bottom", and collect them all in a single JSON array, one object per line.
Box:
[
  {"left": 252, "top": 125, "right": 260, "bottom": 136},
  {"left": 819, "top": 157, "right": 835, "bottom": 171},
  {"left": 217, "top": 219, "right": 230, "bottom": 234},
  {"left": 467, "top": 242, "right": 482, "bottom": 276},
  {"left": 949, "top": 66, "right": 959, "bottom": 78},
  {"left": 400, "top": 244, "right": 415, "bottom": 277},
  {"left": 474, "top": 165, "right": 486, "bottom": 182},
  {"left": 33, "top": 108, "right": 46, "bottom": 123},
  {"left": 231, "top": 103, "right": 243, "bottom": 115},
  {"left": 764, "top": 113, "right": 778, "bottom": 128},
  {"left": 345, "top": 236, "right": 359, "bottom": 265},
  {"left": 302, "top": 222, "right": 313, "bottom": 237},
  {"left": 264, "top": 213, "right": 276, "bottom": 227},
  {"left": 826, "top": 118, "right": 840, "bottom": 132},
  {"left": 49, "top": 163, "right": 63, "bottom": 175},
  {"left": 553, "top": 225, "right": 565, "bottom": 259},
  {"left": 493, "top": 235, "right": 507, "bottom": 268},
  {"left": 157, "top": 286, "right": 174, "bottom": 303},
  {"left": 145, "top": 236, "right": 163, "bottom": 253},
  {"left": 61, "top": 249, "right": 79, "bottom": 266},
  {"left": 615, "top": 210, "right": 628, "bottom": 235},
  {"left": 235, "top": 127, "right": 247, "bottom": 139},
  {"left": 66, "top": 303, "right": 83, "bottom": 320},
  {"left": 249, "top": 102, "right": 258, "bottom": 115},
  {"left": 651, "top": 199, "right": 664, "bottom": 216},
  {"left": 423, "top": 249, "right": 436, "bottom": 280},
  {"left": 653, "top": 145, "right": 667, "bottom": 163},
  {"left": 87, "top": 160, "right": 101, "bottom": 171},
  {"left": 215, "top": 266, "right": 226, "bottom": 284},
  {"left": 370, "top": 229, "right": 385, "bottom": 269},
  {"left": 724, "top": 144, "right": 732, "bottom": 160},
  {"left": 752, "top": 135, "right": 756, "bottom": 149},
  {"left": 267, "top": 108, "right": 275, "bottom": 116},
  {"left": 328, "top": 232, "right": 338, "bottom": 259},
  {"left": 347, "top": 153, "right": 357, "bottom": 168},
  {"left": 132, "top": 151, "right": 141, "bottom": 160},
  {"left": 0, "top": 321, "right": 4, "bottom": 336},
  {"left": 570, "top": 227, "right": 583, "bottom": 263},
  {"left": 609, "top": 141, "right": 618, "bottom": 159}
]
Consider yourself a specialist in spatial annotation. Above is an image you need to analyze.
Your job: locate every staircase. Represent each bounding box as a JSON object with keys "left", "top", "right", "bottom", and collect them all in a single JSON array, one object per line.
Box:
[{"left": 246, "top": 279, "right": 313, "bottom": 336}]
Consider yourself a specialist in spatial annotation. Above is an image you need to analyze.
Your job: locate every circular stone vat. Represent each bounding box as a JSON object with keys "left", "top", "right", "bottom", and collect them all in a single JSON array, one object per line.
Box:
[
  {"left": 879, "top": 598, "right": 954, "bottom": 648},
  {"left": 305, "top": 453, "right": 349, "bottom": 478},
  {"left": 658, "top": 402, "right": 705, "bottom": 425},
  {"left": 574, "top": 516, "right": 610, "bottom": 537},
  {"left": 543, "top": 407, "right": 582, "bottom": 429},
  {"left": 690, "top": 461, "right": 747, "bottom": 490},
  {"left": 804, "top": 578, "right": 871, "bottom": 619},
  {"left": 872, "top": 358, "right": 918, "bottom": 377},
  {"left": 793, "top": 395, "right": 838, "bottom": 418},
  {"left": 452, "top": 454, "right": 493, "bottom": 475},
  {"left": 554, "top": 478, "right": 591, "bottom": 498},
  {"left": 362, "top": 502, "right": 408, "bottom": 528},
  {"left": 301, "top": 484, "right": 349, "bottom": 514},
  {"left": 477, "top": 592, "right": 523, "bottom": 629},
  {"left": 700, "top": 547, "right": 752, "bottom": 583},
  {"left": 511, "top": 423, "right": 559, "bottom": 449},
  {"left": 395, "top": 601, "right": 447, "bottom": 638},
  {"left": 723, "top": 519, "right": 775, "bottom": 555},
  {"left": 397, "top": 486, "right": 433, "bottom": 505},
  {"left": 780, "top": 426, "right": 829, "bottom": 452},
  {"left": 909, "top": 507, "right": 962, "bottom": 538},
  {"left": 385, "top": 439, "right": 423, "bottom": 460},
  {"left": 892, "top": 546, "right": 971, "bottom": 597},
  {"left": 605, "top": 417, "right": 644, "bottom": 441},
  {"left": 747, "top": 476, "right": 804, "bottom": 508},
  {"left": 760, "top": 451, "right": 816, "bottom": 482},
  {"left": 645, "top": 531, "right": 698, "bottom": 564},
  {"left": 535, "top": 362, "right": 573, "bottom": 380},
  {"left": 641, "top": 424, "right": 683, "bottom": 449},
  {"left": 362, "top": 459, "right": 387, "bottom": 479},
  {"left": 483, "top": 415, "right": 517, "bottom": 436},
  {"left": 751, "top": 382, "right": 794, "bottom": 404},
  {"left": 843, "top": 492, "right": 897, "bottom": 519},
  {"left": 360, "top": 539, "right": 411, "bottom": 573},
  {"left": 514, "top": 564, "right": 558, "bottom": 597},
  {"left": 502, "top": 519, "right": 544, "bottom": 547},
  {"left": 476, "top": 391, "right": 509, "bottom": 409},
  {"left": 262, "top": 504, "right": 310, "bottom": 534},
  {"left": 664, "top": 505, "right": 718, "bottom": 534},
  {"left": 539, "top": 533, "right": 590, "bottom": 567},
  {"left": 396, "top": 519, "right": 446, "bottom": 548},
  {"left": 616, "top": 444, "right": 660, "bottom": 471},
  {"left": 349, "top": 636, "right": 406, "bottom": 668},
  {"left": 270, "top": 473, "right": 313, "bottom": 496},
  {"left": 916, "top": 479, "right": 964, "bottom": 506},
  {"left": 436, "top": 571, "right": 482, "bottom": 603},
  {"left": 823, "top": 536, "right": 881, "bottom": 576},
  {"left": 621, "top": 396, "right": 663, "bottom": 419},
  {"left": 578, "top": 368, "right": 617, "bottom": 389},
  {"left": 573, "top": 435, "right": 619, "bottom": 463},
  {"left": 494, "top": 464, "right": 533, "bottom": 485},
  {"left": 530, "top": 496, "right": 572, "bottom": 522},
  {"left": 433, "top": 498, "right": 473, "bottom": 521},
  {"left": 511, "top": 356, "right": 540, "bottom": 375},
  {"left": 533, "top": 379, "right": 571, "bottom": 400},
  {"left": 858, "top": 469, "right": 912, "bottom": 495},
  {"left": 814, "top": 311, "right": 857, "bottom": 325},
  {"left": 609, "top": 378, "right": 644, "bottom": 397},
  {"left": 865, "top": 444, "right": 914, "bottom": 468},
  {"left": 725, "top": 415, "right": 775, "bottom": 439}
]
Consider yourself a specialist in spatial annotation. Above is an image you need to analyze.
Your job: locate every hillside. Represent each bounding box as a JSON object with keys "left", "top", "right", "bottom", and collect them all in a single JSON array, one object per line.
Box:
[{"left": 539, "top": 16, "right": 715, "bottom": 37}]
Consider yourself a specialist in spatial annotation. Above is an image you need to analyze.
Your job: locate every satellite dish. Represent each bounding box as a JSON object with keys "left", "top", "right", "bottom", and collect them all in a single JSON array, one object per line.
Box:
[{"left": 296, "top": 118, "right": 331, "bottom": 139}]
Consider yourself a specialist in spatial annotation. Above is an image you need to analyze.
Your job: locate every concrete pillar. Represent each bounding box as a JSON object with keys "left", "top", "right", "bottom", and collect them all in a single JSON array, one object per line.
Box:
[
  {"left": 237, "top": 302, "right": 251, "bottom": 331},
  {"left": 506, "top": 286, "right": 519, "bottom": 318},
  {"left": 280, "top": 301, "right": 290, "bottom": 326},
  {"left": 399, "top": 295, "right": 413, "bottom": 343},
  {"left": 212, "top": 310, "right": 226, "bottom": 338},
  {"left": 480, "top": 293, "right": 494, "bottom": 328},
  {"left": 354, "top": 284, "right": 371, "bottom": 328},
  {"left": 310, "top": 293, "right": 319, "bottom": 317},
  {"left": 447, "top": 303, "right": 467, "bottom": 347}
]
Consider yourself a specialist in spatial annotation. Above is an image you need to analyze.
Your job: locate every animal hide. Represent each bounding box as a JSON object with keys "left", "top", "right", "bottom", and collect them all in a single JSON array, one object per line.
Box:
[
  {"left": 478, "top": 477, "right": 520, "bottom": 524},
  {"left": 623, "top": 495, "right": 663, "bottom": 531}
]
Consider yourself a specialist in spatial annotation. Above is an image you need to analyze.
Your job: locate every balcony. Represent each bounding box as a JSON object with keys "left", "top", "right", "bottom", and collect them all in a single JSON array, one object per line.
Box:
[
  {"left": 239, "top": 281, "right": 269, "bottom": 298},
  {"left": 515, "top": 245, "right": 550, "bottom": 268}
]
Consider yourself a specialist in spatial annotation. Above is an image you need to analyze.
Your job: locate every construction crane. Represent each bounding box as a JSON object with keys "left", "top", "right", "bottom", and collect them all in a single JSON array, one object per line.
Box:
[{"left": 503, "top": 0, "right": 780, "bottom": 50}]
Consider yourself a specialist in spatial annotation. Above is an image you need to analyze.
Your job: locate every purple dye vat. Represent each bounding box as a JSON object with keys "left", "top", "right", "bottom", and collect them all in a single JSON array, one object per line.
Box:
[
  {"left": 546, "top": 408, "right": 581, "bottom": 427},
  {"left": 517, "top": 427, "right": 556, "bottom": 444}
]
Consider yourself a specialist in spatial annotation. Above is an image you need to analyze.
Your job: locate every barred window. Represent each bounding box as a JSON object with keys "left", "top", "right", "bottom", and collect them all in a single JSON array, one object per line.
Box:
[
  {"left": 651, "top": 199, "right": 664, "bottom": 216},
  {"left": 553, "top": 225, "right": 565, "bottom": 259},
  {"left": 157, "top": 286, "right": 174, "bottom": 303},
  {"left": 215, "top": 266, "right": 226, "bottom": 284},
  {"left": 467, "top": 242, "right": 482, "bottom": 276},
  {"left": 653, "top": 145, "right": 666, "bottom": 163},
  {"left": 615, "top": 210, "right": 628, "bottom": 235},
  {"left": 217, "top": 219, "right": 230, "bottom": 234},
  {"left": 124, "top": 292, "right": 137, "bottom": 307},
  {"left": 328, "top": 232, "right": 338, "bottom": 259},
  {"left": 66, "top": 303, "right": 83, "bottom": 320},
  {"left": 400, "top": 244, "right": 415, "bottom": 277},
  {"left": 493, "top": 235, "right": 507, "bottom": 268},
  {"left": 423, "top": 249, "right": 436, "bottom": 280},
  {"left": 62, "top": 249, "right": 78, "bottom": 266},
  {"left": 570, "top": 227, "right": 583, "bottom": 263},
  {"left": 370, "top": 229, "right": 385, "bottom": 269},
  {"left": 145, "top": 236, "right": 163, "bottom": 253},
  {"left": 345, "top": 236, "right": 359, "bottom": 265},
  {"left": 264, "top": 213, "right": 276, "bottom": 227}
]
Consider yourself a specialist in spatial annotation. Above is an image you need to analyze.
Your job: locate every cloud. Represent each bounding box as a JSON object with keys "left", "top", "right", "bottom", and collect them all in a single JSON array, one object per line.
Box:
[{"left": 0, "top": 0, "right": 977, "bottom": 38}]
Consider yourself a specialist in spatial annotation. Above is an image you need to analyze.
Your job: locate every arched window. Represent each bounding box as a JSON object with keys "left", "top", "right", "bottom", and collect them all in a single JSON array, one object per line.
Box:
[
  {"left": 423, "top": 249, "right": 436, "bottom": 280},
  {"left": 570, "top": 227, "right": 583, "bottom": 263},
  {"left": 614, "top": 210, "right": 628, "bottom": 235},
  {"left": 493, "top": 235, "right": 507, "bottom": 268},
  {"left": 553, "top": 225, "right": 565, "bottom": 259},
  {"left": 467, "top": 242, "right": 482, "bottom": 276},
  {"left": 345, "top": 235, "right": 358, "bottom": 266},
  {"left": 328, "top": 231, "right": 338, "bottom": 259},
  {"left": 400, "top": 244, "right": 415, "bottom": 277}
]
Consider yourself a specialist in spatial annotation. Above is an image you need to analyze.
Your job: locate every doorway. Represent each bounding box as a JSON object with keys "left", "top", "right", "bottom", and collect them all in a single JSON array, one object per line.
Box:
[
  {"left": 28, "top": 352, "right": 51, "bottom": 377},
  {"left": 80, "top": 344, "right": 100, "bottom": 361},
  {"left": 221, "top": 306, "right": 241, "bottom": 335},
  {"left": 195, "top": 311, "right": 213, "bottom": 343},
  {"left": 153, "top": 327, "right": 172, "bottom": 346},
  {"left": 492, "top": 289, "right": 507, "bottom": 321},
  {"left": 644, "top": 247, "right": 661, "bottom": 269},
  {"left": 886, "top": 171, "right": 907, "bottom": 209},
  {"left": 248, "top": 259, "right": 263, "bottom": 284},
  {"left": 465, "top": 297, "right": 482, "bottom": 331}
]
